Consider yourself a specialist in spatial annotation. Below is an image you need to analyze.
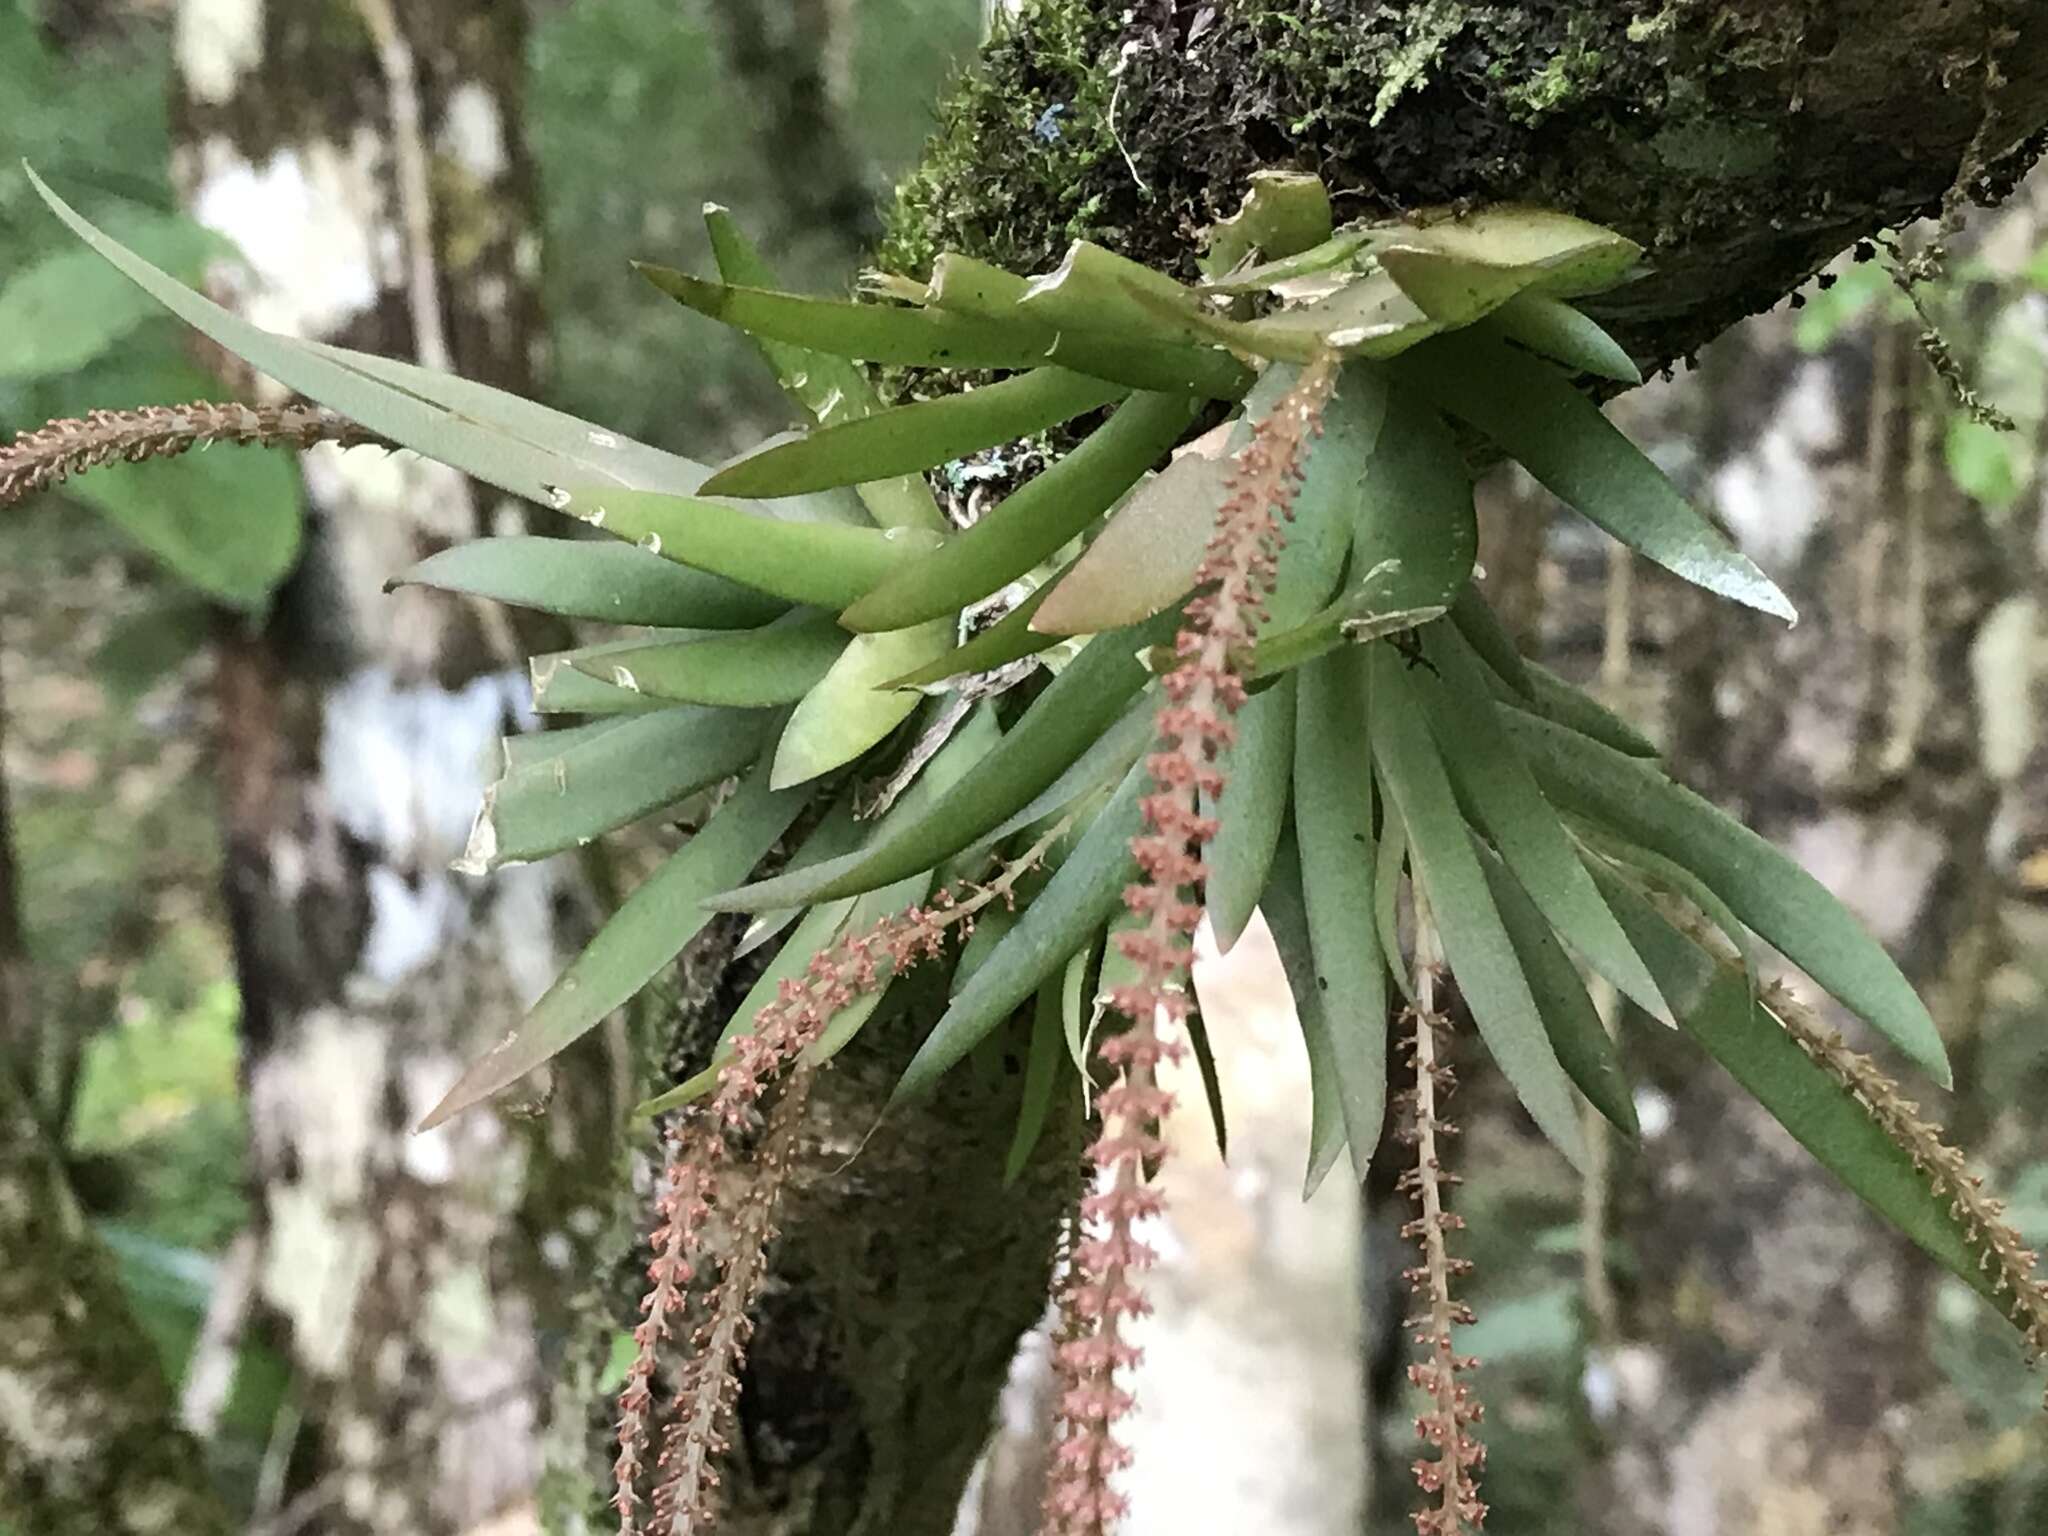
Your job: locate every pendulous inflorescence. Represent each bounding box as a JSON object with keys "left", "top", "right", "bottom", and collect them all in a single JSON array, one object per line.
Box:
[{"left": 1041, "top": 353, "right": 1340, "bottom": 1536}]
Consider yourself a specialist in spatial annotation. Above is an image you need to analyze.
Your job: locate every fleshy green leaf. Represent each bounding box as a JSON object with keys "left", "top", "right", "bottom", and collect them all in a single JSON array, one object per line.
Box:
[
  {"left": 1477, "top": 846, "right": 1638, "bottom": 1136},
  {"left": 1062, "top": 933, "right": 1100, "bottom": 1077},
  {"left": 1488, "top": 293, "right": 1640, "bottom": 384},
  {"left": 1201, "top": 171, "right": 1335, "bottom": 280},
  {"left": 1398, "top": 331, "right": 1796, "bottom": 622},
  {"left": 1262, "top": 826, "right": 1359, "bottom": 1196},
  {"left": 1017, "top": 241, "right": 1218, "bottom": 351},
  {"left": 1370, "top": 207, "right": 1641, "bottom": 299},
  {"left": 1291, "top": 648, "right": 1391, "bottom": 1181},
  {"left": 581, "top": 611, "right": 849, "bottom": 710},
  {"left": 1203, "top": 675, "right": 1295, "bottom": 953},
  {"left": 392, "top": 536, "right": 784, "bottom": 629},
  {"left": 1369, "top": 647, "right": 1586, "bottom": 1167},
  {"left": 1418, "top": 624, "right": 1670, "bottom": 1021},
  {"left": 462, "top": 706, "right": 769, "bottom": 871},
  {"left": 711, "top": 613, "right": 1174, "bottom": 910},
  {"left": 704, "top": 204, "right": 946, "bottom": 534},
  {"left": 1591, "top": 870, "right": 2001, "bottom": 1307},
  {"left": 421, "top": 761, "right": 804, "bottom": 1128},
  {"left": 841, "top": 390, "right": 1201, "bottom": 632},
  {"left": 1493, "top": 662, "right": 1659, "bottom": 759},
  {"left": 1447, "top": 586, "right": 1535, "bottom": 698},
  {"left": 927, "top": 252, "right": 1031, "bottom": 318},
  {"left": 1375, "top": 797, "right": 1415, "bottom": 1007},
  {"left": 634, "top": 263, "right": 1252, "bottom": 398},
  {"left": 559, "top": 488, "right": 943, "bottom": 608},
  {"left": 1508, "top": 710, "right": 1949, "bottom": 1085},
  {"left": 701, "top": 368, "right": 1127, "bottom": 500},
  {"left": 531, "top": 638, "right": 677, "bottom": 715},
  {"left": 772, "top": 620, "right": 953, "bottom": 788},
  {"left": 891, "top": 758, "right": 1147, "bottom": 1103},
  {"left": 1005, "top": 979, "right": 1070, "bottom": 1183}
]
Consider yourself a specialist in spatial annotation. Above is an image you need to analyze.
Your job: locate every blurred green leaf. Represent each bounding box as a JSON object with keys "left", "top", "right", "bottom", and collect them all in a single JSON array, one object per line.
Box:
[
  {"left": 0, "top": 210, "right": 222, "bottom": 380},
  {"left": 1945, "top": 416, "right": 2023, "bottom": 510}
]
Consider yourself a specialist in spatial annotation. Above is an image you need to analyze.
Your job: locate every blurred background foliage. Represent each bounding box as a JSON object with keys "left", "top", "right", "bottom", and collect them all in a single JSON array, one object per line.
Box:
[{"left": 3, "top": 0, "right": 2048, "bottom": 1530}]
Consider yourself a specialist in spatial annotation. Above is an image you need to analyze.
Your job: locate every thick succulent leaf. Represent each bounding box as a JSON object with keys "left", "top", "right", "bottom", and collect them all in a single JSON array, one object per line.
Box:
[
  {"left": 1592, "top": 870, "right": 2004, "bottom": 1308},
  {"left": 581, "top": 611, "right": 848, "bottom": 710},
  {"left": 1488, "top": 294, "right": 1640, "bottom": 384},
  {"left": 1252, "top": 382, "right": 1475, "bottom": 668},
  {"left": 772, "top": 620, "right": 953, "bottom": 788},
  {"left": 1399, "top": 332, "right": 1797, "bottom": 622},
  {"left": 1005, "top": 980, "right": 1070, "bottom": 1183},
  {"left": 1262, "top": 826, "right": 1362, "bottom": 1196},
  {"left": 422, "top": 762, "right": 804, "bottom": 1128},
  {"left": 1141, "top": 267, "right": 1442, "bottom": 364},
  {"left": 711, "top": 613, "right": 1174, "bottom": 910},
  {"left": 532, "top": 638, "right": 679, "bottom": 715},
  {"left": 927, "top": 252, "right": 1031, "bottom": 318},
  {"left": 1568, "top": 817, "right": 1758, "bottom": 992},
  {"left": 1201, "top": 170, "right": 1335, "bottom": 279},
  {"left": 635, "top": 263, "right": 1252, "bottom": 398},
  {"left": 1203, "top": 675, "right": 1295, "bottom": 953},
  {"left": 500, "top": 717, "right": 623, "bottom": 774},
  {"left": 1477, "top": 847, "right": 1638, "bottom": 1136},
  {"left": 1374, "top": 792, "right": 1415, "bottom": 1007},
  {"left": 1369, "top": 207, "right": 1642, "bottom": 299},
  {"left": 1199, "top": 227, "right": 1370, "bottom": 296},
  {"left": 1418, "top": 624, "right": 1670, "bottom": 1021},
  {"left": 1447, "top": 586, "right": 1535, "bottom": 697},
  {"left": 462, "top": 706, "right": 769, "bottom": 871},
  {"left": 1017, "top": 242, "right": 1218, "bottom": 351},
  {"left": 1034, "top": 359, "right": 1384, "bottom": 638},
  {"left": 704, "top": 205, "right": 945, "bottom": 533},
  {"left": 701, "top": 368, "right": 1127, "bottom": 499},
  {"left": 559, "top": 488, "right": 943, "bottom": 608},
  {"left": 841, "top": 390, "right": 1201, "bottom": 632},
  {"left": 1291, "top": 649, "right": 1391, "bottom": 1182},
  {"left": 1508, "top": 710, "right": 1950, "bottom": 1085},
  {"left": 1369, "top": 648, "right": 1586, "bottom": 1168},
  {"left": 891, "top": 757, "right": 1147, "bottom": 1103},
  {"left": 885, "top": 583, "right": 1064, "bottom": 688},
  {"left": 1482, "top": 659, "right": 1660, "bottom": 760},
  {"left": 1375, "top": 247, "right": 1551, "bottom": 331},
  {"left": 392, "top": 536, "right": 783, "bottom": 629}
]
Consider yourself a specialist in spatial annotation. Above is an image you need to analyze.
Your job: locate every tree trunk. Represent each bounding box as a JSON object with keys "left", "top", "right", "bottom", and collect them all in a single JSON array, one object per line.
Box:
[{"left": 169, "top": 6, "right": 627, "bottom": 1531}]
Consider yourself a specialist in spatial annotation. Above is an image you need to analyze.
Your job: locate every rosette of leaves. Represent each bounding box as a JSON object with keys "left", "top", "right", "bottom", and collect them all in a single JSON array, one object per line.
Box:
[{"left": 20, "top": 165, "right": 2045, "bottom": 1372}]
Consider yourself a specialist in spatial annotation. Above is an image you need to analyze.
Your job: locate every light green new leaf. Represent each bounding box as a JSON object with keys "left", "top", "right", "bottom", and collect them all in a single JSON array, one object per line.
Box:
[
  {"left": 1203, "top": 675, "right": 1295, "bottom": 953},
  {"left": 701, "top": 368, "right": 1127, "bottom": 499},
  {"left": 580, "top": 611, "right": 848, "bottom": 710},
  {"left": 711, "top": 612, "right": 1174, "bottom": 910},
  {"left": 463, "top": 706, "right": 769, "bottom": 870},
  {"left": 1488, "top": 293, "right": 1640, "bottom": 384},
  {"left": 892, "top": 757, "right": 1148, "bottom": 1104},
  {"left": 392, "top": 536, "right": 784, "bottom": 629},
  {"left": 705, "top": 205, "right": 944, "bottom": 534},
  {"left": 1507, "top": 710, "right": 1949, "bottom": 1084},
  {"left": 422, "top": 761, "right": 805, "bottom": 1128},
  {"left": 772, "top": 620, "right": 953, "bottom": 787},
  {"left": 1591, "top": 872, "right": 2004, "bottom": 1310},
  {"left": 1291, "top": 649, "right": 1390, "bottom": 1182},
  {"left": 1399, "top": 331, "right": 1796, "bottom": 622},
  {"left": 635, "top": 263, "right": 1252, "bottom": 398},
  {"left": 562, "top": 488, "right": 942, "bottom": 608},
  {"left": 1369, "top": 648, "right": 1586, "bottom": 1167},
  {"left": 1477, "top": 846, "right": 1638, "bottom": 1136},
  {"left": 531, "top": 638, "right": 678, "bottom": 715},
  {"left": 1262, "top": 827, "right": 1360, "bottom": 1196},
  {"left": 1201, "top": 171, "right": 1335, "bottom": 280},
  {"left": 1005, "top": 980, "right": 1070, "bottom": 1183},
  {"left": 1418, "top": 624, "right": 1670, "bottom": 1021},
  {"left": 1063, "top": 933, "right": 1101, "bottom": 1077},
  {"left": 841, "top": 390, "right": 1201, "bottom": 632}
]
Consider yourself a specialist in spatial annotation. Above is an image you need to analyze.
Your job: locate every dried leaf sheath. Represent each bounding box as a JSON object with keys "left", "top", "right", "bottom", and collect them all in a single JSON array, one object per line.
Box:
[
  {"left": 1042, "top": 354, "right": 1339, "bottom": 1535},
  {"left": 0, "top": 400, "right": 379, "bottom": 505}
]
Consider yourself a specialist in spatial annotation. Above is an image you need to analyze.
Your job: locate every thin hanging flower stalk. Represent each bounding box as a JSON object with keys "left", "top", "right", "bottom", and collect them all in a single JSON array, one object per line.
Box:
[
  {"left": 1397, "top": 957, "right": 1487, "bottom": 1535},
  {"left": 1767, "top": 979, "right": 2048, "bottom": 1382},
  {"left": 0, "top": 400, "right": 380, "bottom": 505},
  {"left": 1042, "top": 353, "right": 1340, "bottom": 1536},
  {"left": 614, "top": 824, "right": 1069, "bottom": 1534}
]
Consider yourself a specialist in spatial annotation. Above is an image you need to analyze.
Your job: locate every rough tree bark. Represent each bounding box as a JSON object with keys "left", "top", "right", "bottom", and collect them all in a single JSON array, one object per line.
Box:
[
  {"left": 167, "top": 5, "right": 625, "bottom": 1531},
  {"left": 668, "top": 3, "right": 2048, "bottom": 1530}
]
